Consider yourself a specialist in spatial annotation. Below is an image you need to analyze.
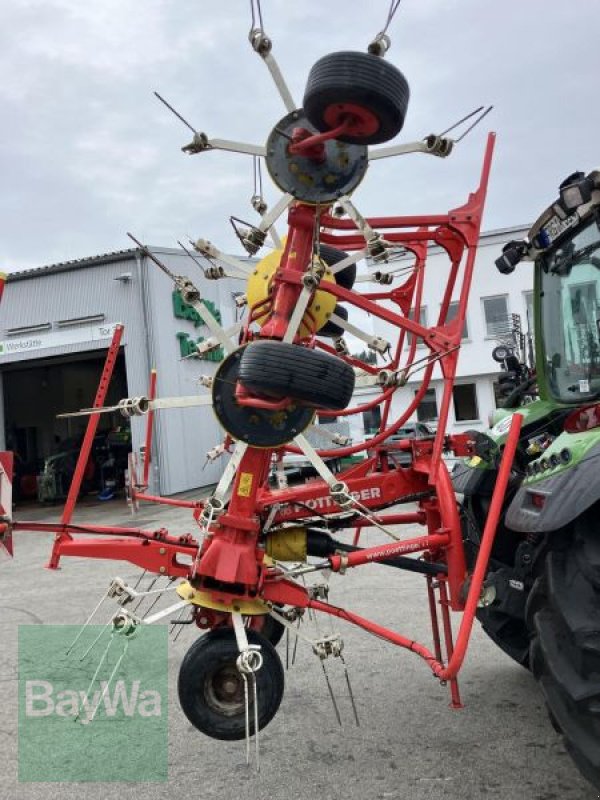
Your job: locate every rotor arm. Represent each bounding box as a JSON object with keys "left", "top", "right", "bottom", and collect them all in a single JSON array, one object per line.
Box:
[
  {"left": 248, "top": 28, "right": 297, "bottom": 113},
  {"left": 369, "top": 135, "right": 454, "bottom": 161},
  {"left": 336, "top": 197, "right": 392, "bottom": 263},
  {"left": 182, "top": 132, "right": 266, "bottom": 158}
]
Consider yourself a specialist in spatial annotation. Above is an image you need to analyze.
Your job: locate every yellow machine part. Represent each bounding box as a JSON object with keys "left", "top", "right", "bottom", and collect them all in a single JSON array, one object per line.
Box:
[
  {"left": 176, "top": 582, "right": 270, "bottom": 615},
  {"left": 265, "top": 526, "right": 308, "bottom": 562},
  {"left": 246, "top": 247, "right": 337, "bottom": 336}
]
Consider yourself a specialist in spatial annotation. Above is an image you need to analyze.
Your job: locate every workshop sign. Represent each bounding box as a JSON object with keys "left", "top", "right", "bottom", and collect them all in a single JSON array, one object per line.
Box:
[{"left": 0, "top": 323, "right": 119, "bottom": 359}]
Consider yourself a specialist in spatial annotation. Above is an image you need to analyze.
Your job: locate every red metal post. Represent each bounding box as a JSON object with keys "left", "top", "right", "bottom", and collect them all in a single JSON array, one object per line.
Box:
[
  {"left": 47, "top": 324, "right": 124, "bottom": 568},
  {"left": 142, "top": 368, "right": 157, "bottom": 488}
]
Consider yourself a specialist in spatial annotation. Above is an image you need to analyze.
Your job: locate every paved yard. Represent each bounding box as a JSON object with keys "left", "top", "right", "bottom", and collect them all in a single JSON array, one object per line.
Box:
[{"left": 0, "top": 495, "right": 593, "bottom": 799}]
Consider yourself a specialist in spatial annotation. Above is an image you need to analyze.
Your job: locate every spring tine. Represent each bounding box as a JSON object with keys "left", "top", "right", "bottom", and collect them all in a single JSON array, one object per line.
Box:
[
  {"left": 285, "top": 626, "right": 289, "bottom": 670},
  {"left": 89, "top": 639, "right": 130, "bottom": 723},
  {"left": 321, "top": 661, "right": 342, "bottom": 726},
  {"left": 439, "top": 105, "right": 484, "bottom": 137},
  {"left": 76, "top": 631, "right": 115, "bottom": 721},
  {"left": 243, "top": 673, "right": 250, "bottom": 766},
  {"left": 169, "top": 604, "right": 188, "bottom": 638},
  {"left": 78, "top": 614, "right": 114, "bottom": 662},
  {"left": 455, "top": 105, "right": 494, "bottom": 143},
  {"left": 132, "top": 570, "right": 147, "bottom": 592},
  {"left": 140, "top": 578, "right": 173, "bottom": 620},
  {"left": 340, "top": 654, "right": 360, "bottom": 727},
  {"left": 132, "top": 575, "right": 159, "bottom": 613},
  {"left": 291, "top": 618, "right": 300, "bottom": 666},
  {"left": 252, "top": 672, "right": 260, "bottom": 772},
  {"left": 66, "top": 588, "right": 110, "bottom": 655}
]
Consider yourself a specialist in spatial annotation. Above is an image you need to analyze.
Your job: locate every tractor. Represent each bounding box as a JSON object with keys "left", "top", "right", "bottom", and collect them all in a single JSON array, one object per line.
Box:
[{"left": 453, "top": 169, "right": 600, "bottom": 789}]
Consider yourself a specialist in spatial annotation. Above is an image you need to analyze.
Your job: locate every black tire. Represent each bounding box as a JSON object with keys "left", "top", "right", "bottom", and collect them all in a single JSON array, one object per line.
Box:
[
  {"left": 319, "top": 304, "right": 348, "bottom": 338},
  {"left": 316, "top": 243, "right": 356, "bottom": 290},
  {"left": 178, "top": 628, "right": 284, "bottom": 741},
  {"left": 528, "top": 515, "right": 600, "bottom": 790},
  {"left": 477, "top": 606, "right": 530, "bottom": 667},
  {"left": 249, "top": 613, "right": 285, "bottom": 647},
  {"left": 239, "top": 340, "right": 355, "bottom": 411},
  {"left": 303, "top": 51, "right": 409, "bottom": 145}
]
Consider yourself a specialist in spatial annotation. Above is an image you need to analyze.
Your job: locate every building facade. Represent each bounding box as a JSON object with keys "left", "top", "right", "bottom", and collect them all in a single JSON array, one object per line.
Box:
[{"left": 0, "top": 248, "right": 241, "bottom": 497}]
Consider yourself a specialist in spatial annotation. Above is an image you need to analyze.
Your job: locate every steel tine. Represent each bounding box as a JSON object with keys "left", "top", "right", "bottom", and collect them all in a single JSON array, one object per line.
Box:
[
  {"left": 78, "top": 614, "right": 114, "bottom": 662},
  {"left": 321, "top": 660, "right": 342, "bottom": 726},
  {"left": 65, "top": 587, "right": 110, "bottom": 655},
  {"left": 76, "top": 631, "right": 115, "bottom": 721},
  {"left": 455, "top": 105, "right": 494, "bottom": 143},
  {"left": 243, "top": 672, "right": 251, "bottom": 766},
  {"left": 340, "top": 653, "right": 360, "bottom": 727},
  {"left": 291, "top": 617, "right": 301, "bottom": 666},
  {"left": 252, "top": 672, "right": 260, "bottom": 772},
  {"left": 88, "top": 639, "right": 130, "bottom": 724},
  {"left": 439, "top": 105, "right": 484, "bottom": 137}
]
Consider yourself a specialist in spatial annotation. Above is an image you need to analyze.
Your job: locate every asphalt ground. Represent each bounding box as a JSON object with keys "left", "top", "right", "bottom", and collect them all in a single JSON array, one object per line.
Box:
[{"left": 0, "top": 494, "right": 594, "bottom": 800}]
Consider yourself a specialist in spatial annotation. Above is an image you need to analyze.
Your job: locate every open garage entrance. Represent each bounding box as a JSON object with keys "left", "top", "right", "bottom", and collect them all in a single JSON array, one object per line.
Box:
[{"left": 2, "top": 349, "right": 129, "bottom": 503}]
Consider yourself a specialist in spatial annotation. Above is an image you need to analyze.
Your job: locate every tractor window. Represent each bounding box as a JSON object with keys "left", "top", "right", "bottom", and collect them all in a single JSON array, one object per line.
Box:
[{"left": 541, "top": 217, "right": 600, "bottom": 402}]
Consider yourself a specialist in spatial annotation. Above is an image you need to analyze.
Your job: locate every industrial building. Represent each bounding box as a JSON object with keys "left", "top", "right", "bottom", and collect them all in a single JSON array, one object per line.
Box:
[{"left": 0, "top": 248, "right": 240, "bottom": 501}]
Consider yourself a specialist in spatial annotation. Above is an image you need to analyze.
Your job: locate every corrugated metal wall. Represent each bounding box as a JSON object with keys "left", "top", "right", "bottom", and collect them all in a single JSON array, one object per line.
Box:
[
  {"left": 142, "top": 249, "right": 240, "bottom": 496},
  {"left": 0, "top": 248, "right": 248, "bottom": 497},
  {"left": 0, "top": 255, "right": 151, "bottom": 487}
]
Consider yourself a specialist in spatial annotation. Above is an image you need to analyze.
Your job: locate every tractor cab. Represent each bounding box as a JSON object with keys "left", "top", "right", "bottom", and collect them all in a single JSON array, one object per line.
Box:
[{"left": 496, "top": 170, "right": 600, "bottom": 408}]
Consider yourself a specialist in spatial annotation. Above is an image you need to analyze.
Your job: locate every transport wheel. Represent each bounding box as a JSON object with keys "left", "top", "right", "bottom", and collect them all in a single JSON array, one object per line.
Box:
[
  {"left": 303, "top": 51, "right": 410, "bottom": 145},
  {"left": 527, "top": 513, "right": 600, "bottom": 790},
  {"left": 239, "top": 340, "right": 355, "bottom": 411},
  {"left": 316, "top": 243, "right": 356, "bottom": 290},
  {"left": 178, "top": 628, "right": 284, "bottom": 741}
]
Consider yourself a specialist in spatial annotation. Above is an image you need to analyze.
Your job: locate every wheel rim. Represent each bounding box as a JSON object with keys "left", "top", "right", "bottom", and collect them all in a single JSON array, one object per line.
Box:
[{"left": 204, "top": 663, "right": 247, "bottom": 717}]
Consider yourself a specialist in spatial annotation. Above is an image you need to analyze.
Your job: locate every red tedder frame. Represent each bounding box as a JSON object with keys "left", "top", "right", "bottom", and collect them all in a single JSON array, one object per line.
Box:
[{"left": 5, "top": 131, "right": 523, "bottom": 705}]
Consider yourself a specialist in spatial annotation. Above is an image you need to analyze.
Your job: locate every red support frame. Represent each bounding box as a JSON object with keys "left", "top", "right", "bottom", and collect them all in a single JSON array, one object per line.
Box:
[{"left": 9, "top": 132, "right": 515, "bottom": 703}]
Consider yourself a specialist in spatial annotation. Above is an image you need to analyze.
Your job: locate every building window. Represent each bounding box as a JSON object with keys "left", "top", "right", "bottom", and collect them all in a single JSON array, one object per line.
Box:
[
  {"left": 415, "top": 388, "right": 438, "bottom": 422},
  {"left": 482, "top": 295, "right": 509, "bottom": 337},
  {"left": 407, "top": 306, "right": 427, "bottom": 346},
  {"left": 362, "top": 406, "right": 381, "bottom": 435},
  {"left": 446, "top": 301, "right": 469, "bottom": 339},
  {"left": 453, "top": 384, "right": 479, "bottom": 421}
]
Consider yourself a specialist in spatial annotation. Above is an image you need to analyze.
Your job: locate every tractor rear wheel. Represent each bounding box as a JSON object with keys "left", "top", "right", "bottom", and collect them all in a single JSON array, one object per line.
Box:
[{"left": 527, "top": 513, "right": 600, "bottom": 791}]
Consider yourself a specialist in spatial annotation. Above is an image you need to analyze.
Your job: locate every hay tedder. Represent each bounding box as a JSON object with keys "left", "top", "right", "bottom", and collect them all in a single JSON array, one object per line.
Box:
[{"left": 7, "top": 1, "right": 593, "bottom": 786}]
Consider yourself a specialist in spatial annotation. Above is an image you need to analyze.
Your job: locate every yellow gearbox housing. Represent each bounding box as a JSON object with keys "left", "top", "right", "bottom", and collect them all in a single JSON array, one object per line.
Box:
[{"left": 246, "top": 246, "right": 337, "bottom": 337}]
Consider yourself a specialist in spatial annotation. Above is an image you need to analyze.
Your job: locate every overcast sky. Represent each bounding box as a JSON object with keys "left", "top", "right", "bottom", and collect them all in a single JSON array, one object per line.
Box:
[{"left": 2, "top": 0, "right": 600, "bottom": 272}]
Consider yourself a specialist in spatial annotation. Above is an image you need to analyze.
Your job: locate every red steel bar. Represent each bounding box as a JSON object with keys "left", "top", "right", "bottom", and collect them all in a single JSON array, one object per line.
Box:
[
  {"left": 47, "top": 324, "right": 124, "bottom": 569},
  {"left": 142, "top": 367, "right": 157, "bottom": 487}
]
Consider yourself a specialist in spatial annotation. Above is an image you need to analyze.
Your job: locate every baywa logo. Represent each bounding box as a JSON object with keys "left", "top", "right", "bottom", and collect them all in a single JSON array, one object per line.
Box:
[{"left": 19, "top": 625, "right": 168, "bottom": 782}]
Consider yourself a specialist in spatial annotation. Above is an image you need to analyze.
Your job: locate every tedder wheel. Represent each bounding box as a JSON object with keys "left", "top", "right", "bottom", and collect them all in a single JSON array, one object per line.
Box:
[
  {"left": 303, "top": 51, "right": 410, "bottom": 146},
  {"left": 527, "top": 513, "right": 600, "bottom": 790},
  {"left": 319, "top": 304, "right": 348, "bottom": 338},
  {"left": 178, "top": 628, "right": 284, "bottom": 741},
  {"left": 239, "top": 340, "right": 355, "bottom": 411},
  {"left": 316, "top": 243, "right": 356, "bottom": 291},
  {"left": 248, "top": 613, "right": 285, "bottom": 647}
]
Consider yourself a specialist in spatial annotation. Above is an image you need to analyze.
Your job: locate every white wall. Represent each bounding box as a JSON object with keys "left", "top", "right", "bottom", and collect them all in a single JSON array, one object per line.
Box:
[{"left": 351, "top": 225, "right": 533, "bottom": 436}]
